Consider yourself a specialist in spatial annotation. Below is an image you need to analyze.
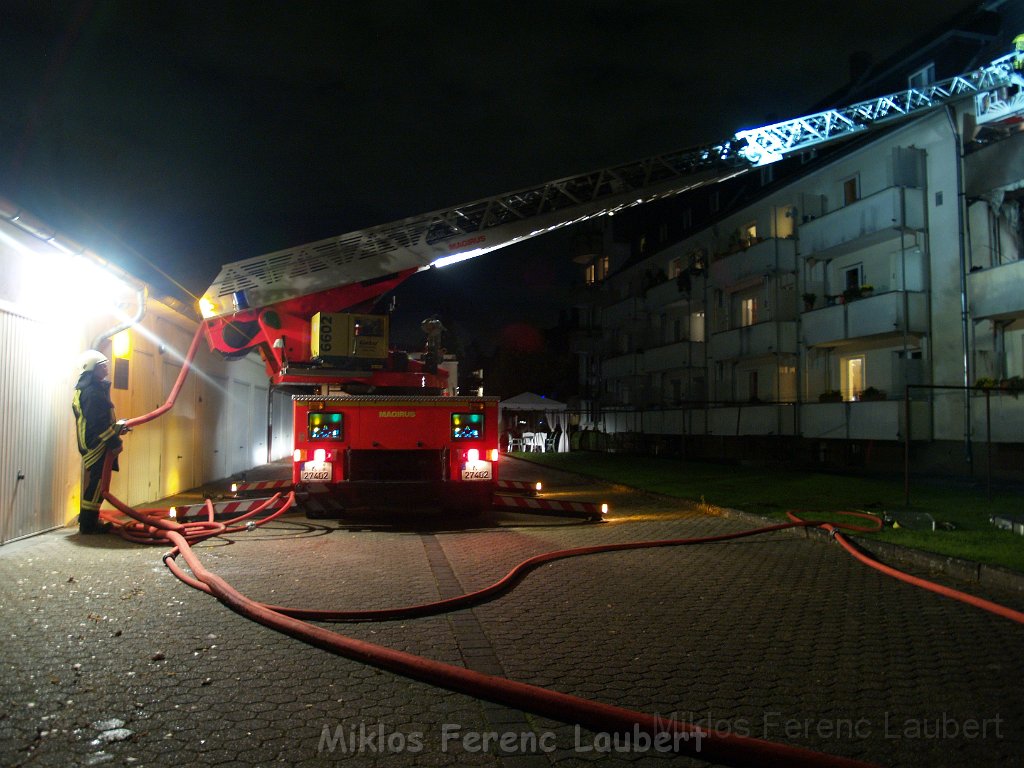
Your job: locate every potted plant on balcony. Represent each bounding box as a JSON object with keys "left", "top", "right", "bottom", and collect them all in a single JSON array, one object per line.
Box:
[
  {"left": 858, "top": 386, "right": 887, "bottom": 401},
  {"left": 801, "top": 292, "right": 817, "bottom": 311},
  {"left": 859, "top": 284, "right": 874, "bottom": 297},
  {"left": 818, "top": 389, "right": 843, "bottom": 403}
]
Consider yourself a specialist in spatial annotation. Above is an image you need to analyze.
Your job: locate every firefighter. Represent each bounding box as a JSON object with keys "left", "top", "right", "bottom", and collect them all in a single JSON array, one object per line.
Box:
[
  {"left": 72, "top": 350, "right": 127, "bottom": 534},
  {"left": 1015, "top": 32, "right": 1024, "bottom": 72}
]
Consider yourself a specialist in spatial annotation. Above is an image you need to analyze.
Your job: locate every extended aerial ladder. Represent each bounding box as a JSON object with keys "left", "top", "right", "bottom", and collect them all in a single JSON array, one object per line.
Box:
[{"left": 198, "top": 44, "right": 1023, "bottom": 384}]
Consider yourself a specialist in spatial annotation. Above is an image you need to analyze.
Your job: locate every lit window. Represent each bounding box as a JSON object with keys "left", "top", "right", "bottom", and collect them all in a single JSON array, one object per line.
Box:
[
  {"left": 741, "top": 298, "right": 757, "bottom": 326},
  {"left": 843, "top": 356, "right": 865, "bottom": 402}
]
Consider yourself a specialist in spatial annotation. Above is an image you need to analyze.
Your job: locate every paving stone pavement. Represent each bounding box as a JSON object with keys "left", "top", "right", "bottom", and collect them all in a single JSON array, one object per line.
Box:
[{"left": 1, "top": 457, "right": 1022, "bottom": 767}]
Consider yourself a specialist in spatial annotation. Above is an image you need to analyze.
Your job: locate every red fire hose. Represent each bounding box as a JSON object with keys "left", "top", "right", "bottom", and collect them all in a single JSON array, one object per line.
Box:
[
  {"left": 122, "top": 325, "right": 204, "bottom": 430},
  {"left": 99, "top": 448, "right": 1024, "bottom": 768},
  {"left": 787, "top": 511, "right": 1024, "bottom": 625},
  {"left": 89, "top": 327, "right": 1021, "bottom": 767}
]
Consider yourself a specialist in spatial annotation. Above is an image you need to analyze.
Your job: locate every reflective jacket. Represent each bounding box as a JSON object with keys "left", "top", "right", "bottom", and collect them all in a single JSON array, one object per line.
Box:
[{"left": 72, "top": 373, "right": 121, "bottom": 468}]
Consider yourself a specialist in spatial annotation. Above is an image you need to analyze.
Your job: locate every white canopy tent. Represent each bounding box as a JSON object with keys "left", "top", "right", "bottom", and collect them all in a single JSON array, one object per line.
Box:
[{"left": 499, "top": 392, "right": 569, "bottom": 452}]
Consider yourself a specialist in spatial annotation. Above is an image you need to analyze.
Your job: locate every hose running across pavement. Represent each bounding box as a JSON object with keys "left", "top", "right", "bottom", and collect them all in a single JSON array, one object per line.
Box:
[
  {"left": 100, "top": 452, "right": 1024, "bottom": 768},
  {"left": 787, "top": 511, "right": 1024, "bottom": 625},
  {"left": 90, "top": 324, "right": 1022, "bottom": 767}
]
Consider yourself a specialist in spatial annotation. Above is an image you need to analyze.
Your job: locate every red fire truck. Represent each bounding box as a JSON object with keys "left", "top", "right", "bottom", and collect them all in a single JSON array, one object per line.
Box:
[{"left": 199, "top": 295, "right": 500, "bottom": 514}]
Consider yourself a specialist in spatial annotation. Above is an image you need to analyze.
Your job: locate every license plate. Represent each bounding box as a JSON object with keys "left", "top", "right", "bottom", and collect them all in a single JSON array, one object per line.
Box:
[
  {"left": 461, "top": 461, "right": 492, "bottom": 481},
  {"left": 300, "top": 462, "right": 333, "bottom": 482}
]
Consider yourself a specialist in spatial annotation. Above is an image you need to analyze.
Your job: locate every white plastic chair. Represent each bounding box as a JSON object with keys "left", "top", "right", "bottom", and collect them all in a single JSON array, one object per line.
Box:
[
  {"left": 533, "top": 432, "right": 547, "bottom": 452},
  {"left": 521, "top": 432, "right": 535, "bottom": 452},
  {"left": 507, "top": 434, "right": 525, "bottom": 452}
]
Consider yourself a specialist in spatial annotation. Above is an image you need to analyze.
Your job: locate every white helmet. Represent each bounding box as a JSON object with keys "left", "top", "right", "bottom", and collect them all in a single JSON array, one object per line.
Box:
[{"left": 77, "top": 349, "right": 109, "bottom": 374}]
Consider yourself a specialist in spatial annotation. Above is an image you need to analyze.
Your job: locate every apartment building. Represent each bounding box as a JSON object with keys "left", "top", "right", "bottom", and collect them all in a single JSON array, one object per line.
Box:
[{"left": 571, "top": 2, "right": 1024, "bottom": 473}]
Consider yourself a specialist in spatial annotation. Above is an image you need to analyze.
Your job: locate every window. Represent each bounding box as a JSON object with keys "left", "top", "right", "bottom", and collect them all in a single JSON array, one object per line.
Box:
[
  {"left": 691, "top": 311, "right": 705, "bottom": 341},
  {"left": 842, "top": 176, "right": 860, "bottom": 205},
  {"left": 599, "top": 255, "right": 609, "bottom": 279},
  {"left": 844, "top": 265, "right": 863, "bottom": 292},
  {"left": 743, "top": 222, "right": 757, "bottom": 244},
  {"left": 740, "top": 297, "right": 757, "bottom": 326},
  {"left": 668, "top": 257, "right": 683, "bottom": 279},
  {"left": 585, "top": 263, "right": 596, "bottom": 286},
  {"left": 843, "top": 356, "right": 865, "bottom": 402},
  {"left": 908, "top": 63, "right": 935, "bottom": 90}
]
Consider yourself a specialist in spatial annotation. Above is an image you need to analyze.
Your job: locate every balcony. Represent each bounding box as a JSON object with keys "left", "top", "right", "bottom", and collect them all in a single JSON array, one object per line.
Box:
[
  {"left": 601, "top": 296, "right": 646, "bottom": 327},
  {"left": 970, "top": 391, "right": 1024, "bottom": 443},
  {"left": 707, "top": 403, "right": 797, "bottom": 436},
  {"left": 709, "top": 321, "right": 797, "bottom": 360},
  {"left": 646, "top": 275, "right": 699, "bottom": 309},
  {"left": 802, "top": 291, "right": 928, "bottom": 347},
  {"left": 800, "top": 186, "right": 925, "bottom": 258},
  {"left": 602, "top": 352, "right": 643, "bottom": 379},
  {"left": 801, "top": 400, "right": 931, "bottom": 440},
  {"left": 968, "top": 259, "right": 1024, "bottom": 321},
  {"left": 709, "top": 237, "right": 797, "bottom": 288},
  {"left": 643, "top": 341, "right": 704, "bottom": 372}
]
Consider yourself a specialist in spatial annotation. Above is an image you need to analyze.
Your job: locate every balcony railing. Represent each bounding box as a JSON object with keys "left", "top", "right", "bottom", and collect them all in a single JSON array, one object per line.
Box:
[
  {"left": 968, "top": 259, "right": 1024, "bottom": 321},
  {"left": 970, "top": 391, "right": 1024, "bottom": 442},
  {"left": 643, "top": 341, "right": 704, "bottom": 372},
  {"left": 602, "top": 352, "right": 644, "bottom": 379},
  {"left": 709, "top": 237, "right": 797, "bottom": 288},
  {"left": 802, "top": 291, "right": 928, "bottom": 347},
  {"left": 707, "top": 403, "right": 797, "bottom": 436},
  {"left": 800, "top": 186, "right": 925, "bottom": 258},
  {"left": 801, "top": 400, "right": 931, "bottom": 440},
  {"left": 709, "top": 321, "right": 797, "bottom": 360},
  {"left": 645, "top": 275, "right": 700, "bottom": 310},
  {"left": 601, "top": 296, "right": 646, "bottom": 327}
]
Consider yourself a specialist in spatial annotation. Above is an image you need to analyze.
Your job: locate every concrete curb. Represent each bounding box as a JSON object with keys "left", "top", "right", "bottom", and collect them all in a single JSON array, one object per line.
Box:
[{"left": 716, "top": 505, "right": 1024, "bottom": 595}]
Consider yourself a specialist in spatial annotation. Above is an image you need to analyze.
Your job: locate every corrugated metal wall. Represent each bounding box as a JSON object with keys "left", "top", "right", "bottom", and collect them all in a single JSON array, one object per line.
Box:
[
  {"left": 0, "top": 214, "right": 294, "bottom": 544},
  {"left": 0, "top": 308, "right": 80, "bottom": 543}
]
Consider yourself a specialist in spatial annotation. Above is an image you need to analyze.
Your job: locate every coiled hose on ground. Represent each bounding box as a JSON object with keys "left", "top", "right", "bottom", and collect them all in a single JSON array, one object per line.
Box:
[{"left": 91, "top": 325, "right": 1022, "bottom": 767}]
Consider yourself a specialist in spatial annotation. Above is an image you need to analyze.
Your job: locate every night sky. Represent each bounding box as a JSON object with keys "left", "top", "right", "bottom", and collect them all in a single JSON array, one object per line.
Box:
[{"left": 1, "top": 0, "right": 979, "bottom": 351}]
